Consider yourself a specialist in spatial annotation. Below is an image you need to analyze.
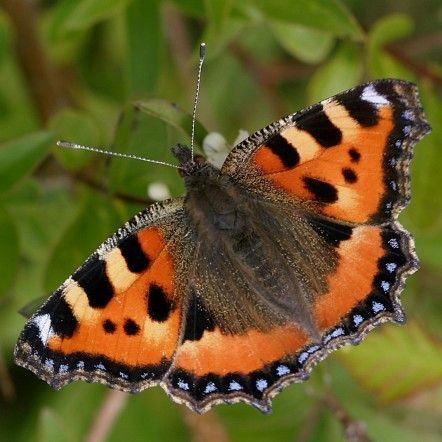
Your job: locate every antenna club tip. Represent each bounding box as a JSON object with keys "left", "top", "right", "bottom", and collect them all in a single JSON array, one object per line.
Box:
[{"left": 199, "top": 43, "right": 206, "bottom": 60}]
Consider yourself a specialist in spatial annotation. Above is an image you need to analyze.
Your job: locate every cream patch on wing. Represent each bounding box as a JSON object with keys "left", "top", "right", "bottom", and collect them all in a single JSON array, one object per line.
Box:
[
  {"left": 282, "top": 127, "right": 321, "bottom": 162},
  {"left": 63, "top": 280, "right": 99, "bottom": 323},
  {"left": 104, "top": 248, "right": 138, "bottom": 292}
]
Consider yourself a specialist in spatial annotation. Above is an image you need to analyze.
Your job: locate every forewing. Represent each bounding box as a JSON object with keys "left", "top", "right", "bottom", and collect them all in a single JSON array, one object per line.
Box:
[
  {"left": 223, "top": 80, "right": 430, "bottom": 224},
  {"left": 15, "top": 198, "right": 193, "bottom": 392}
]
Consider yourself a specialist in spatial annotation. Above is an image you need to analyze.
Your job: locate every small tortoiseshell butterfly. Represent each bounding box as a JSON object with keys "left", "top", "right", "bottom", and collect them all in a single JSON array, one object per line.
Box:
[{"left": 15, "top": 78, "right": 430, "bottom": 413}]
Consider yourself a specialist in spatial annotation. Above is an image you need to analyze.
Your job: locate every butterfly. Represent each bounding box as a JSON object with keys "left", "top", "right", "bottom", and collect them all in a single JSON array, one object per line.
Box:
[{"left": 15, "top": 79, "right": 430, "bottom": 413}]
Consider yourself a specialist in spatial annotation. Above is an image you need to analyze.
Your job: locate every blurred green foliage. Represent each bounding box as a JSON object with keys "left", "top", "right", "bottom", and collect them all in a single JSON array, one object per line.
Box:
[{"left": 0, "top": 0, "right": 441, "bottom": 441}]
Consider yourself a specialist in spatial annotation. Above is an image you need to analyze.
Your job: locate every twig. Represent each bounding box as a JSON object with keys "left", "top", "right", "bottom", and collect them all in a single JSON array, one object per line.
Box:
[
  {"left": 386, "top": 44, "right": 442, "bottom": 86},
  {"left": 1, "top": 0, "right": 68, "bottom": 124},
  {"left": 295, "top": 402, "right": 322, "bottom": 442},
  {"left": 230, "top": 43, "right": 314, "bottom": 87},
  {"left": 322, "top": 392, "right": 372, "bottom": 442},
  {"left": 0, "top": 348, "right": 15, "bottom": 400},
  {"left": 181, "top": 408, "right": 230, "bottom": 442},
  {"left": 163, "top": 3, "right": 193, "bottom": 86},
  {"left": 229, "top": 42, "right": 314, "bottom": 115},
  {"left": 395, "top": 31, "right": 442, "bottom": 57},
  {"left": 71, "top": 170, "right": 153, "bottom": 206},
  {"left": 84, "top": 390, "right": 128, "bottom": 442}
]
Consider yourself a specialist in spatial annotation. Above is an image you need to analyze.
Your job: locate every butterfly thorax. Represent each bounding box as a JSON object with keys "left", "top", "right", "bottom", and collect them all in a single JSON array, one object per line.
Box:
[
  {"left": 171, "top": 144, "right": 242, "bottom": 231},
  {"left": 172, "top": 144, "right": 323, "bottom": 337}
]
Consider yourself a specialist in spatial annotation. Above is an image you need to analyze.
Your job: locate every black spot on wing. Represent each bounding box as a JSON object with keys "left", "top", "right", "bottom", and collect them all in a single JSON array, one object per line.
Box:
[
  {"left": 265, "top": 134, "right": 300, "bottom": 168},
  {"left": 72, "top": 258, "right": 114, "bottom": 308},
  {"left": 336, "top": 87, "right": 379, "bottom": 127},
  {"left": 124, "top": 318, "right": 140, "bottom": 336},
  {"left": 342, "top": 167, "right": 357, "bottom": 183},
  {"left": 183, "top": 292, "right": 216, "bottom": 342},
  {"left": 295, "top": 103, "right": 342, "bottom": 147},
  {"left": 44, "top": 290, "right": 79, "bottom": 338},
  {"left": 103, "top": 319, "right": 116, "bottom": 334},
  {"left": 307, "top": 217, "right": 353, "bottom": 247},
  {"left": 147, "top": 284, "right": 173, "bottom": 322},
  {"left": 119, "top": 235, "right": 150, "bottom": 273},
  {"left": 348, "top": 147, "right": 361, "bottom": 163},
  {"left": 303, "top": 177, "right": 338, "bottom": 203}
]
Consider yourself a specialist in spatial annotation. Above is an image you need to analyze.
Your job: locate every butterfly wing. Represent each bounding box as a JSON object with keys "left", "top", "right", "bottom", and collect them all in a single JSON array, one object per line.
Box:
[
  {"left": 164, "top": 79, "right": 429, "bottom": 412},
  {"left": 15, "top": 198, "right": 193, "bottom": 392},
  {"left": 223, "top": 79, "right": 429, "bottom": 224}
]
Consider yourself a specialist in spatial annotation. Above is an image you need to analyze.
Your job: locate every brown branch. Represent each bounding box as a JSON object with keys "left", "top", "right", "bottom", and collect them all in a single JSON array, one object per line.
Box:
[
  {"left": 386, "top": 44, "right": 442, "bottom": 86},
  {"left": 395, "top": 31, "right": 442, "bottom": 57},
  {"left": 322, "top": 392, "right": 372, "bottom": 442},
  {"left": 1, "top": 0, "right": 69, "bottom": 124},
  {"left": 230, "top": 43, "right": 314, "bottom": 87},
  {"left": 163, "top": 4, "right": 193, "bottom": 86},
  {"left": 0, "top": 348, "right": 15, "bottom": 401},
  {"left": 181, "top": 408, "right": 230, "bottom": 442},
  {"left": 72, "top": 171, "right": 153, "bottom": 206},
  {"left": 229, "top": 42, "right": 315, "bottom": 115},
  {"left": 85, "top": 390, "right": 128, "bottom": 442}
]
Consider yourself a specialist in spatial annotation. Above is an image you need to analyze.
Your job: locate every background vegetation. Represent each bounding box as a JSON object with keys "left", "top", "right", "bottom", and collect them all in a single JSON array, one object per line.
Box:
[{"left": 0, "top": 0, "right": 441, "bottom": 441}]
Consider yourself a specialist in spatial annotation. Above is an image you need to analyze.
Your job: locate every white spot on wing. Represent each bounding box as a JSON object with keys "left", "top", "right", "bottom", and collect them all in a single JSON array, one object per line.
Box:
[
  {"left": 59, "top": 364, "right": 69, "bottom": 374},
  {"left": 372, "top": 301, "right": 385, "bottom": 313},
  {"left": 361, "top": 84, "right": 389, "bottom": 107},
  {"left": 177, "top": 379, "right": 189, "bottom": 390},
  {"left": 276, "top": 365, "right": 290, "bottom": 376},
  {"left": 324, "top": 327, "right": 345, "bottom": 343},
  {"left": 386, "top": 262, "right": 397, "bottom": 273},
  {"left": 256, "top": 379, "right": 268, "bottom": 392},
  {"left": 381, "top": 281, "right": 391, "bottom": 292},
  {"left": 204, "top": 382, "right": 217, "bottom": 394},
  {"left": 32, "top": 314, "right": 54, "bottom": 345},
  {"left": 298, "top": 352, "right": 309, "bottom": 364},
  {"left": 353, "top": 314, "right": 364, "bottom": 326},
  {"left": 388, "top": 238, "right": 399, "bottom": 249},
  {"left": 228, "top": 381, "right": 242, "bottom": 391}
]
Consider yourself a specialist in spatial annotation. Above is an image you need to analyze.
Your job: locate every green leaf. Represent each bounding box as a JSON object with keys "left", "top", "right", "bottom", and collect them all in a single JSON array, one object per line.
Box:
[
  {"left": 0, "top": 131, "right": 53, "bottom": 194},
  {"left": 339, "top": 322, "right": 442, "bottom": 402},
  {"left": 44, "top": 194, "right": 121, "bottom": 291},
  {"left": 247, "top": 0, "right": 364, "bottom": 40},
  {"left": 271, "top": 21, "right": 334, "bottom": 64},
  {"left": 367, "top": 14, "right": 415, "bottom": 79},
  {"left": 37, "top": 408, "right": 75, "bottom": 442},
  {"left": 107, "top": 99, "right": 207, "bottom": 198},
  {"left": 204, "top": 0, "right": 233, "bottom": 38},
  {"left": 0, "top": 11, "right": 11, "bottom": 65},
  {"left": 135, "top": 99, "right": 208, "bottom": 147},
  {"left": 49, "top": 109, "right": 104, "bottom": 172},
  {"left": 49, "top": 0, "right": 132, "bottom": 39},
  {"left": 125, "top": 0, "right": 162, "bottom": 97},
  {"left": 0, "top": 206, "right": 19, "bottom": 296},
  {"left": 307, "top": 42, "right": 362, "bottom": 103},
  {"left": 170, "top": 0, "right": 205, "bottom": 18}
]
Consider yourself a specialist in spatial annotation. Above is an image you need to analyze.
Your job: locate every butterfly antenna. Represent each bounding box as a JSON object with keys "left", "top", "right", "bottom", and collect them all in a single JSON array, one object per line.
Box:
[
  {"left": 56, "top": 141, "right": 181, "bottom": 169},
  {"left": 190, "top": 42, "right": 206, "bottom": 163}
]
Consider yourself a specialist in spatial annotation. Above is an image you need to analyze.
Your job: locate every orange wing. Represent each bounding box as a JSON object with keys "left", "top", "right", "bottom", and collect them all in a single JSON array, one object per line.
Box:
[
  {"left": 223, "top": 80, "right": 430, "bottom": 224},
  {"left": 15, "top": 199, "right": 189, "bottom": 392},
  {"left": 162, "top": 222, "right": 416, "bottom": 413}
]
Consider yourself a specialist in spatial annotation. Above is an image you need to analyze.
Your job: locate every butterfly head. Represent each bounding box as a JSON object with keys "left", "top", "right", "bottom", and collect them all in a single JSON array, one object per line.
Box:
[{"left": 172, "top": 144, "right": 211, "bottom": 175}]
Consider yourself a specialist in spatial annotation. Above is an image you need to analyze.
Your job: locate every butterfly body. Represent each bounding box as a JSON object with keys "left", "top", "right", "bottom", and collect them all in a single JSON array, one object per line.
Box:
[{"left": 16, "top": 80, "right": 430, "bottom": 413}]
